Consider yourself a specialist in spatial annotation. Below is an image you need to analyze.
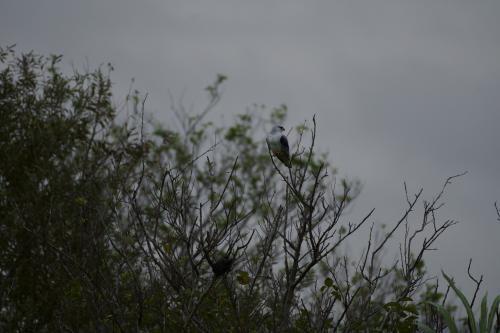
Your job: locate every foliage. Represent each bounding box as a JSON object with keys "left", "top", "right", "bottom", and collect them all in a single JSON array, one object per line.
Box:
[
  {"left": 1, "top": 46, "right": 497, "bottom": 332},
  {"left": 419, "top": 272, "right": 500, "bottom": 333}
]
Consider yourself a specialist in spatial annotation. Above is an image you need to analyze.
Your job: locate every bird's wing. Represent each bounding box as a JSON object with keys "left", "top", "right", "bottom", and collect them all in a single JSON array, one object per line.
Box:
[
  {"left": 280, "top": 135, "right": 290, "bottom": 156},
  {"left": 276, "top": 135, "right": 291, "bottom": 168}
]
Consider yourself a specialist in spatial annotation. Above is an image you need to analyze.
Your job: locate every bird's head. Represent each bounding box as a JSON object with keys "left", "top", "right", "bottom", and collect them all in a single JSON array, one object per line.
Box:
[{"left": 271, "top": 125, "right": 285, "bottom": 134}]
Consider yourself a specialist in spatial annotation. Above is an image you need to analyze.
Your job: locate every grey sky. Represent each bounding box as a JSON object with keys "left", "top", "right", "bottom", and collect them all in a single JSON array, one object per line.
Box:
[{"left": 2, "top": 0, "right": 499, "bottom": 296}]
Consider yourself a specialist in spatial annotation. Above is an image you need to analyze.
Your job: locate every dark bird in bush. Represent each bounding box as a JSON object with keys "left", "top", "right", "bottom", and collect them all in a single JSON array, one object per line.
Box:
[{"left": 211, "top": 256, "right": 235, "bottom": 277}]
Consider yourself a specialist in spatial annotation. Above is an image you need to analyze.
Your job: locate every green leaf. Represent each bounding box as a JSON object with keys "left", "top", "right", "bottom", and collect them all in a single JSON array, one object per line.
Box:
[
  {"left": 236, "top": 271, "right": 250, "bottom": 285},
  {"left": 75, "top": 196, "right": 87, "bottom": 205},
  {"left": 404, "top": 303, "right": 418, "bottom": 315},
  {"left": 424, "top": 301, "right": 458, "bottom": 333},
  {"left": 487, "top": 295, "right": 500, "bottom": 332},
  {"left": 442, "top": 271, "right": 477, "bottom": 333},
  {"left": 163, "top": 243, "right": 172, "bottom": 254},
  {"left": 479, "top": 294, "right": 488, "bottom": 333},
  {"left": 324, "top": 277, "right": 333, "bottom": 287},
  {"left": 384, "top": 301, "right": 402, "bottom": 311}
]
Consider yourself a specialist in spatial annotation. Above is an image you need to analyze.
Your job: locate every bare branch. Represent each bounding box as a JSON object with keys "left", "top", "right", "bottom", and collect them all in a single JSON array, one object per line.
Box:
[{"left": 467, "top": 258, "right": 483, "bottom": 308}]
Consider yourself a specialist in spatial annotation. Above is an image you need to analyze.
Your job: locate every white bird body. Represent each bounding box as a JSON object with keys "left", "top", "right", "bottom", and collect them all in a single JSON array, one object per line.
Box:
[{"left": 266, "top": 125, "right": 291, "bottom": 168}]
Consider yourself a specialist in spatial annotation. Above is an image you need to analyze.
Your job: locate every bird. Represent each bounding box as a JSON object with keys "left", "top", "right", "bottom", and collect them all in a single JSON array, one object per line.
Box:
[
  {"left": 266, "top": 125, "right": 291, "bottom": 168},
  {"left": 211, "top": 256, "right": 235, "bottom": 277}
]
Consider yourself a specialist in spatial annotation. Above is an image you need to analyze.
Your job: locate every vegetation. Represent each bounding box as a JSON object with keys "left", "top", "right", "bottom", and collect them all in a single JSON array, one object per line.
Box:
[
  {"left": 420, "top": 272, "right": 500, "bottom": 333},
  {"left": 1, "top": 46, "right": 498, "bottom": 332}
]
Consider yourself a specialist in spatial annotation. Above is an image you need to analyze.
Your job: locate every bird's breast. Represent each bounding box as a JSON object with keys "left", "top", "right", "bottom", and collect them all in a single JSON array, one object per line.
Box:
[{"left": 266, "top": 134, "right": 282, "bottom": 150}]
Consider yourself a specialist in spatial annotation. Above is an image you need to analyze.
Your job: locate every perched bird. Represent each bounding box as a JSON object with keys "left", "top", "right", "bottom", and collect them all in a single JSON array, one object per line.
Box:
[
  {"left": 211, "top": 256, "right": 235, "bottom": 277},
  {"left": 266, "top": 125, "right": 291, "bottom": 168}
]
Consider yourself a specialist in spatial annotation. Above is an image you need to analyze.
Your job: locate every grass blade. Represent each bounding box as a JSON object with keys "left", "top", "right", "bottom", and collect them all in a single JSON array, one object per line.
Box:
[
  {"left": 425, "top": 301, "right": 458, "bottom": 333},
  {"left": 479, "top": 294, "right": 487, "bottom": 332},
  {"left": 487, "top": 295, "right": 500, "bottom": 332},
  {"left": 442, "top": 271, "right": 477, "bottom": 333}
]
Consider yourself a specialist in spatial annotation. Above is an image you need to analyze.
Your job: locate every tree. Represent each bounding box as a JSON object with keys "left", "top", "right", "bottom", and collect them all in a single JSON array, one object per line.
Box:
[{"left": 1, "top": 46, "right": 497, "bottom": 332}]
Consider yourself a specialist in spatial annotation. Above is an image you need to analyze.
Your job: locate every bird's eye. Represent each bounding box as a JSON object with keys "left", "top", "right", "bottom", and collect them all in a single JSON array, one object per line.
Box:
[{"left": 280, "top": 126, "right": 285, "bottom": 131}]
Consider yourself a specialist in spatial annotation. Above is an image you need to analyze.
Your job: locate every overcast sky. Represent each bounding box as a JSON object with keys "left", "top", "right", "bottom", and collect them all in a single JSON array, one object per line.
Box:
[{"left": 2, "top": 0, "right": 499, "bottom": 297}]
